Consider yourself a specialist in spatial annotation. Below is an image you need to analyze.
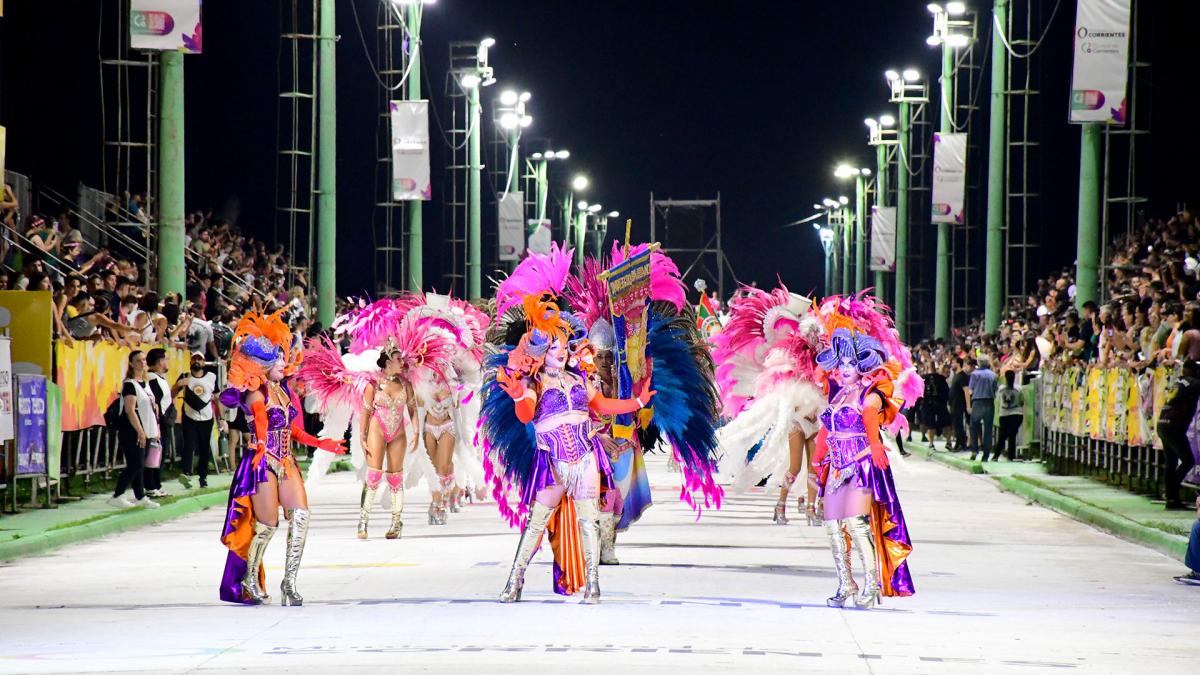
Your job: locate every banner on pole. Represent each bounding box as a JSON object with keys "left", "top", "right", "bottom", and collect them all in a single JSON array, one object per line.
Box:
[
  {"left": 870, "top": 206, "right": 896, "bottom": 272},
  {"left": 931, "top": 132, "right": 967, "bottom": 224},
  {"left": 130, "top": 0, "right": 202, "bottom": 53},
  {"left": 15, "top": 374, "right": 47, "bottom": 476},
  {"left": 389, "top": 100, "right": 432, "bottom": 201},
  {"left": 600, "top": 246, "right": 654, "bottom": 439},
  {"left": 527, "top": 219, "right": 552, "bottom": 256},
  {"left": 1069, "top": 0, "right": 1131, "bottom": 124},
  {"left": 0, "top": 338, "right": 12, "bottom": 442},
  {"left": 498, "top": 192, "right": 525, "bottom": 261}
]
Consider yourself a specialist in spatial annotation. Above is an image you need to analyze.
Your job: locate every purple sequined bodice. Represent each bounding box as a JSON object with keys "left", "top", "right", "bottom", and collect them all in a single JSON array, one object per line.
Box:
[
  {"left": 821, "top": 405, "right": 866, "bottom": 434},
  {"left": 266, "top": 404, "right": 295, "bottom": 431},
  {"left": 535, "top": 382, "right": 589, "bottom": 419},
  {"left": 820, "top": 383, "right": 871, "bottom": 470}
]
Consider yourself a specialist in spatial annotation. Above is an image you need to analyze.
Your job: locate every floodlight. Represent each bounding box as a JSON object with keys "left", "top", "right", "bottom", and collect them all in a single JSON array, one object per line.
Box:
[
  {"left": 572, "top": 175, "right": 589, "bottom": 191},
  {"left": 946, "top": 1, "right": 966, "bottom": 15},
  {"left": 520, "top": 115, "right": 533, "bottom": 128},
  {"left": 556, "top": 150, "right": 570, "bottom": 159},
  {"left": 819, "top": 227, "right": 834, "bottom": 244},
  {"left": 460, "top": 73, "right": 481, "bottom": 88},
  {"left": 519, "top": 91, "right": 532, "bottom": 102},
  {"left": 926, "top": 35, "right": 943, "bottom": 46},
  {"left": 903, "top": 68, "right": 920, "bottom": 81},
  {"left": 588, "top": 204, "right": 602, "bottom": 213},
  {"left": 499, "top": 112, "right": 519, "bottom": 129},
  {"left": 864, "top": 117, "right": 878, "bottom": 128},
  {"left": 531, "top": 152, "right": 543, "bottom": 160},
  {"left": 839, "top": 196, "right": 849, "bottom": 205},
  {"left": 578, "top": 201, "right": 589, "bottom": 211},
  {"left": 607, "top": 211, "right": 619, "bottom": 218},
  {"left": 499, "top": 90, "right": 518, "bottom": 106},
  {"left": 863, "top": 168, "right": 872, "bottom": 176},
  {"left": 927, "top": 3, "right": 942, "bottom": 13},
  {"left": 480, "top": 37, "right": 496, "bottom": 48},
  {"left": 879, "top": 114, "right": 896, "bottom": 127},
  {"left": 946, "top": 33, "right": 970, "bottom": 48},
  {"left": 885, "top": 70, "right": 900, "bottom": 82}
]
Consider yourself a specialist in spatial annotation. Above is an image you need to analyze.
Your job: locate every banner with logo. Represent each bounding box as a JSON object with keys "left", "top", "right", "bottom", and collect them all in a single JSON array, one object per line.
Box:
[
  {"left": 0, "top": 291, "right": 54, "bottom": 378},
  {"left": 931, "top": 132, "right": 967, "bottom": 224},
  {"left": 0, "top": 337, "right": 12, "bottom": 442},
  {"left": 1069, "top": 0, "right": 1131, "bottom": 124},
  {"left": 15, "top": 374, "right": 47, "bottom": 476},
  {"left": 389, "top": 100, "right": 432, "bottom": 201},
  {"left": 55, "top": 341, "right": 189, "bottom": 431},
  {"left": 869, "top": 206, "right": 896, "bottom": 272},
  {"left": 130, "top": 0, "right": 202, "bottom": 52},
  {"left": 527, "top": 218, "right": 552, "bottom": 256},
  {"left": 498, "top": 191, "right": 525, "bottom": 261}
]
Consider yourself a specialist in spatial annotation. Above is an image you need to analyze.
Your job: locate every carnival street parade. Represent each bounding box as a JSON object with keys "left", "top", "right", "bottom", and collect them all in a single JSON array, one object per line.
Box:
[{"left": 2, "top": 1, "right": 1200, "bottom": 673}]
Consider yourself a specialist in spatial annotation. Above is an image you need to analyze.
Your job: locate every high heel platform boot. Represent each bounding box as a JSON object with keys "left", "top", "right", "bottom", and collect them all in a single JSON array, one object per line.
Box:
[
  {"left": 385, "top": 472, "right": 405, "bottom": 540},
  {"left": 240, "top": 520, "right": 276, "bottom": 604},
  {"left": 576, "top": 498, "right": 602, "bottom": 604},
  {"left": 357, "top": 469, "right": 383, "bottom": 539},
  {"left": 845, "top": 514, "right": 881, "bottom": 609},
  {"left": 499, "top": 502, "right": 553, "bottom": 603},
  {"left": 280, "top": 508, "right": 310, "bottom": 607},
  {"left": 774, "top": 472, "right": 796, "bottom": 524},
  {"left": 824, "top": 519, "right": 858, "bottom": 608},
  {"left": 598, "top": 511, "right": 620, "bottom": 565}
]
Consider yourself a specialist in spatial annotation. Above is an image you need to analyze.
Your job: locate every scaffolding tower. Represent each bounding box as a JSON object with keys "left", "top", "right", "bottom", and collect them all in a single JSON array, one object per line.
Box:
[
  {"left": 906, "top": 92, "right": 934, "bottom": 342},
  {"left": 649, "top": 194, "right": 732, "bottom": 301},
  {"left": 1100, "top": 0, "right": 1150, "bottom": 300},
  {"left": 950, "top": 10, "right": 986, "bottom": 329},
  {"left": 438, "top": 42, "right": 478, "bottom": 296},
  {"left": 275, "top": 0, "right": 318, "bottom": 290},
  {"left": 99, "top": 0, "right": 158, "bottom": 281},
  {"left": 1002, "top": 0, "right": 1048, "bottom": 307}
]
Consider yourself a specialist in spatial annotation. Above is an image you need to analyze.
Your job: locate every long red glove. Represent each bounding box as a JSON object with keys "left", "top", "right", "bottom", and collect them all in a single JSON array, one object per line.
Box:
[
  {"left": 291, "top": 419, "right": 347, "bottom": 454},
  {"left": 812, "top": 426, "right": 829, "bottom": 469},
  {"left": 249, "top": 400, "right": 270, "bottom": 466},
  {"left": 862, "top": 404, "right": 889, "bottom": 470},
  {"left": 590, "top": 379, "right": 655, "bottom": 416},
  {"left": 496, "top": 369, "right": 537, "bottom": 424}
]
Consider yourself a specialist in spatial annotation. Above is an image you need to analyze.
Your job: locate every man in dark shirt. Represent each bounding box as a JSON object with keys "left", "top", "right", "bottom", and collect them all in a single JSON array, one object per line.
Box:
[
  {"left": 966, "top": 356, "right": 998, "bottom": 461},
  {"left": 948, "top": 359, "right": 973, "bottom": 451},
  {"left": 1158, "top": 360, "right": 1200, "bottom": 509},
  {"left": 1078, "top": 301, "right": 1098, "bottom": 361}
]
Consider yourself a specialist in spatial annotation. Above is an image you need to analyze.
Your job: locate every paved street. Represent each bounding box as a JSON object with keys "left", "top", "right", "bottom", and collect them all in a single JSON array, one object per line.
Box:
[{"left": 1, "top": 453, "right": 1197, "bottom": 674}]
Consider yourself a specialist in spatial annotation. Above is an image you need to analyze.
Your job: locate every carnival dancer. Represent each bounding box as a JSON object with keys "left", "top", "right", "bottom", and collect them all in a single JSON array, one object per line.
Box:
[
  {"left": 422, "top": 380, "right": 457, "bottom": 524},
  {"left": 218, "top": 307, "right": 346, "bottom": 606},
  {"left": 482, "top": 242, "right": 723, "bottom": 603},
  {"left": 811, "top": 293, "right": 921, "bottom": 609},
  {"left": 711, "top": 285, "right": 826, "bottom": 525}
]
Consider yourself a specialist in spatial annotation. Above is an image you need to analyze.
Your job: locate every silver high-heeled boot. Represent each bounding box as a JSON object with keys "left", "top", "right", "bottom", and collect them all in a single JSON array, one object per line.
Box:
[
  {"left": 576, "top": 498, "right": 601, "bottom": 604},
  {"left": 499, "top": 501, "right": 553, "bottom": 603},
  {"left": 598, "top": 511, "right": 619, "bottom": 565},
  {"left": 824, "top": 519, "right": 858, "bottom": 608},
  {"left": 845, "top": 514, "right": 880, "bottom": 608},
  {"left": 385, "top": 472, "right": 404, "bottom": 540},
  {"left": 357, "top": 469, "right": 383, "bottom": 539},
  {"left": 240, "top": 520, "right": 276, "bottom": 604},
  {"left": 280, "top": 508, "right": 310, "bottom": 607}
]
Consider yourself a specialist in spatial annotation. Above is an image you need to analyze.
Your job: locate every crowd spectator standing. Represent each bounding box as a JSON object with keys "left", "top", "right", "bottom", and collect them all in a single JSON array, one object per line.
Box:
[{"left": 965, "top": 355, "right": 998, "bottom": 462}]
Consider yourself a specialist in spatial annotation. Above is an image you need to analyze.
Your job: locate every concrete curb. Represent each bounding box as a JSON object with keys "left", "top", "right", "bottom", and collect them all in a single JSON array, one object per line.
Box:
[
  {"left": 996, "top": 474, "right": 1188, "bottom": 562},
  {"left": 905, "top": 440, "right": 986, "bottom": 474},
  {"left": 0, "top": 490, "right": 227, "bottom": 562}
]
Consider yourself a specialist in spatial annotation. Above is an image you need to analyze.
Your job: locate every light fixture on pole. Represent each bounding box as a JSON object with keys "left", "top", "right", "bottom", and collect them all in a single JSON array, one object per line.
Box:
[
  {"left": 884, "top": 67, "right": 928, "bottom": 339},
  {"left": 457, "top": 36, "right": 496, "bottom": 299},
  {"left": 529, "top": 148, "right": 567, "bottom": 229},
  {"left": 836, "top": 163, "right": 874, "bottom": 292},
  {"left": 496, "top": 89, "right": 532, "bottom": 197},
  {"left": 819, "top": 226, "right": 835, "bottom": 295}
]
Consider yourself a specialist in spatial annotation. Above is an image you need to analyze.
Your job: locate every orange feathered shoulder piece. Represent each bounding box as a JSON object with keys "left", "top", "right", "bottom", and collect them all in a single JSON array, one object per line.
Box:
[{"left": 227, "top": 306, "right": 299, "bottom": 392}]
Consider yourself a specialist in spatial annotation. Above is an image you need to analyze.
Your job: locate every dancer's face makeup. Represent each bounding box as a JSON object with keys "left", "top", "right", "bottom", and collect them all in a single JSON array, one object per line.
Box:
[
  {"left": 268, "top": 360, "right": 286, "bottom": 382},
  {"left": 837, "top": 358, "right": 858, "bottom": 382},
  {"left": 545, "top": 338, "right": 567, "bottom": 368}
]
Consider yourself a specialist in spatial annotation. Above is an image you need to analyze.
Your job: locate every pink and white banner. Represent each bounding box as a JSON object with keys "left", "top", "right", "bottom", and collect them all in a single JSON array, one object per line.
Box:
[
  {"left": 870, "top": 206, "right": 896, "bottom": 272},
  {"left": 390, "top": 101, "right": 432, "bottom": 201},
  {"left": 1069, "top": 0, "right": 1131, "bottom": 124},
  {"left": 130, "top": 0, "right": 202, "bottom": 53},
  {"left": 931, "top": 132, "right": 967, "bottom": 225},
  {"left": 497, "top": 192, "right": 525, "bottom": 261}
]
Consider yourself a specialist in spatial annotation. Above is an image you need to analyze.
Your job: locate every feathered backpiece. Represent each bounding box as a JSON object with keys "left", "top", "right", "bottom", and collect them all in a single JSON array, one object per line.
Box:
[
  {"left": 610, "top": 242, "right": 686, "bottom": 313},
  {"left": 381, "top": 315, "right": 459, "bottom": 387},
  {"left": 337, "top": 298, "right": 408, "bottom": 355},
  {"left": 815, "top": 292, "right": 924, "bottom": 423},
  {"left": 642, "top": 307, "right": 724, "bottom": 515},
  {"left": 562, "top": 256, "right": 609, "bottom": 331},
  {"left": 479, "top": 348, "right": 539, "bottom": 527},
  {"left": 495, "top": 241, "right": 573, "bottom": 316},
  {"left": 227, "top": 305, "right": 297, "bottom": 392},
  {"left": 297, "top": 336, "right": 380, "bottom": 410}
]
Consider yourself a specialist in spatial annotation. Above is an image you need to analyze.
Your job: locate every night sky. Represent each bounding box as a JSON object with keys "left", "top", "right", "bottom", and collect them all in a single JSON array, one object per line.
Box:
[{"left": 2, "top": 1, "right": 1198, "bottom": 315}]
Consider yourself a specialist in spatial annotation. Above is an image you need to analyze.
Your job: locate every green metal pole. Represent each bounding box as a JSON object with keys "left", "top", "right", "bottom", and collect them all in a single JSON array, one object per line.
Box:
[
  {"left": 316, "top": 0, "right": 337, "bottom": 326},
  {"left": 1075, "top": 123, "right": 1101, "bottom": 309},
  {"left": 984, "top": 0, "right": 1008, "bottom": 333},
  {"left": 824, "top": 247, "right": 832, "bottom": 296},
  {"left": 406, "top": 3, "right": 423, "bottom": 292},
  {"left": 535, "top": 159, "right": 548, "bottom": 223},
  {"left": 855, "top": 176, "right": 866, "bottom": 292},
  {"left": 841, "top": 206, "right": 851, "bottom": 294},
  {"left": 574, "top": 211, "right": 586, "bottom": 267},
  {"left": 830, "top": 214, "right": 841, "bottom": 296},
  {"left": 895, "top": 100, "right": 910, "bottom": 340},
  {"left": 467, "top": 84, "right": 482, "bottom": 299},
  {"left": 934, "top": 42, "right": 953, "bottom": 339},
  {"left": 874, "top": 143, "right": 888, "bottom": 296},
  {"left": 156, "top": 51, "right": 185, "bottom": 298}
]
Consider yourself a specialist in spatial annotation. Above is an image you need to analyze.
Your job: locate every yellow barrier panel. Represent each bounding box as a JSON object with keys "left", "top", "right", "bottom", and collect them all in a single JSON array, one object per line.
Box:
[
  {"left": 55, "top": 341, "right": 190, "bottom": 431},
  {"left": 0, "top": 290, "right": 54, "bottom": 377}
]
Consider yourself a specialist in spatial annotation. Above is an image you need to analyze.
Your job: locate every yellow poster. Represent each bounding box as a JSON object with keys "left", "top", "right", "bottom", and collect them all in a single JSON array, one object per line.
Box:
[
  {"left": 0, "top": 291, "right": 54, "bottom": 378},
  {"left": 55, "top": 341, "right": 189, "bottom": 431},
  {"left": 1126, "top": 372, "right": 1143, "bottom": 447},
  {"left": 0, "top": 125, "right": 7, "bottom": 184},
  {"left": 1085, "top": 368, "right": 1103, "bottom": 440},
  {"left": 1069, "top": 368, "right": 1084, "bottom": 436},
  {"left": 1150, "top": 366, "right": 1169, "bottom": 449}
]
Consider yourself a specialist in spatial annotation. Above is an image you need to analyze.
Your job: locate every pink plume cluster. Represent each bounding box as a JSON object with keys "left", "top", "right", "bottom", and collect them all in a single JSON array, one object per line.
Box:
[
  {"left": 339, "top": 298, "right": 408, "bottom": 355},
  {"left": 562, "top": 256, "right": 609, "bottom": 329},
  {"left": 711, "top": 285, "right": 801, "bottom": 416},
  {"left": 296, "top": 336, "right": 378, "bottom": 410},
  {"left": 495, "top": 241, "right": 574, "bottom": 315},
  {"left": 609, "top": 242, "right": 686, "bottom": 312},
  {"left": 389, "top": 315, "right": 459, "bottom": 384},
  {"left": 817, "top": 291, "right": 924, "bottom": 412}
]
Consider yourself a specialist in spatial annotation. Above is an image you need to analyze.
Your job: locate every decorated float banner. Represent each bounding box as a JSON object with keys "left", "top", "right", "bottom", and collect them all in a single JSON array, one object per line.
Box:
[
  {"left": 1068, "top": 0, "right": 1131, "bottom": 124},
  {"left": 130, "top": 0, "right": 202, "bottom": 53},
  {"left": 498, "top": 191, "right": 525, "bottom": 261},
  {"left": 0, "top": 291, "right": 53, "bottom": 378},
  {"left": 870, "top": 206, "right": 896, "bottom": 272},
  {"left": 0, "top": 337, "right": 12, "bottom": 442},
  {"left": 390, "top": 100, "right": 432, "bottom": 201},
  {"left": 55, "top": 341, "right": 189, "bottom": 431},
  {"left": 602, "top": 246, "right": 654, "bottom": 439},
  {"left": 931, "top": 132, "right": 967, "bottom": 224},
  {"left": 15, "top": 374, "right": 47, "bottom": 476}
]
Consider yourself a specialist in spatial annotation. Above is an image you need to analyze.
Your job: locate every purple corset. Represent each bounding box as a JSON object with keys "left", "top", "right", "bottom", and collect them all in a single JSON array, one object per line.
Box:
[
  {"left": 536, "top": 420, "right": 597, "bottom": 463},
  {"left": 820, "top": 405, "right": 866, "bottom": 435},
  {"left": 536, "top": 383, "right": 589, "bottom": 419}
]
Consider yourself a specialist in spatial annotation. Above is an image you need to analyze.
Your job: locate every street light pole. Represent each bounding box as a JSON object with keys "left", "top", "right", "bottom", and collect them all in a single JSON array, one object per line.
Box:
[
  {"left": 1075, "top": 123, "right": 1101, "bottom": 309},
  {"left": 895, "top": 98, "right": 910, "bottom": 338},
  {"left": 984, "top": 0, "right": 1008, "bottom": 331},
  {"left": 406, "top": 1, "right": 424, "bottom": 292},
  {"left": 316, "top": 0, "right": 337, "bottom": 325},
  {"left": 855, "top": 174, "right": 867, "bottom": 292},
  {"left": 874, "top": 142, "right": 888, "bottom": 296},
  {"left": 467, "top": 82, "right": 482, "bottom": 298},
  {"left": 819, "top": 227, "right": 835, "bottom": 295}
]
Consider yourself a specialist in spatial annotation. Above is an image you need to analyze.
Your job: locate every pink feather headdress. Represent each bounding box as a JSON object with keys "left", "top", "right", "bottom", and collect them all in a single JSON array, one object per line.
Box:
[
  {"left": 495, "top": 241, "right": 573, "bottom": 315},
  {"left": 562, "top": 256, "right": 609, "bottom": 330}
]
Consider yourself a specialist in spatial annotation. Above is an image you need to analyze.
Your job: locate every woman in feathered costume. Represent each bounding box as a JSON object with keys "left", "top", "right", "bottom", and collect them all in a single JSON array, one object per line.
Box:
[
  {"left": 299, "top": 297, "right": 457, "bottom": 540},
  {"left": 712, "top": 285, "right": 827, "bottom": 525},
  {"left": 218, "top": 306, "right": 346, "bottom": 606},
  {"left": 812, "top": 292, "right": 921, "bottom": 609}
]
